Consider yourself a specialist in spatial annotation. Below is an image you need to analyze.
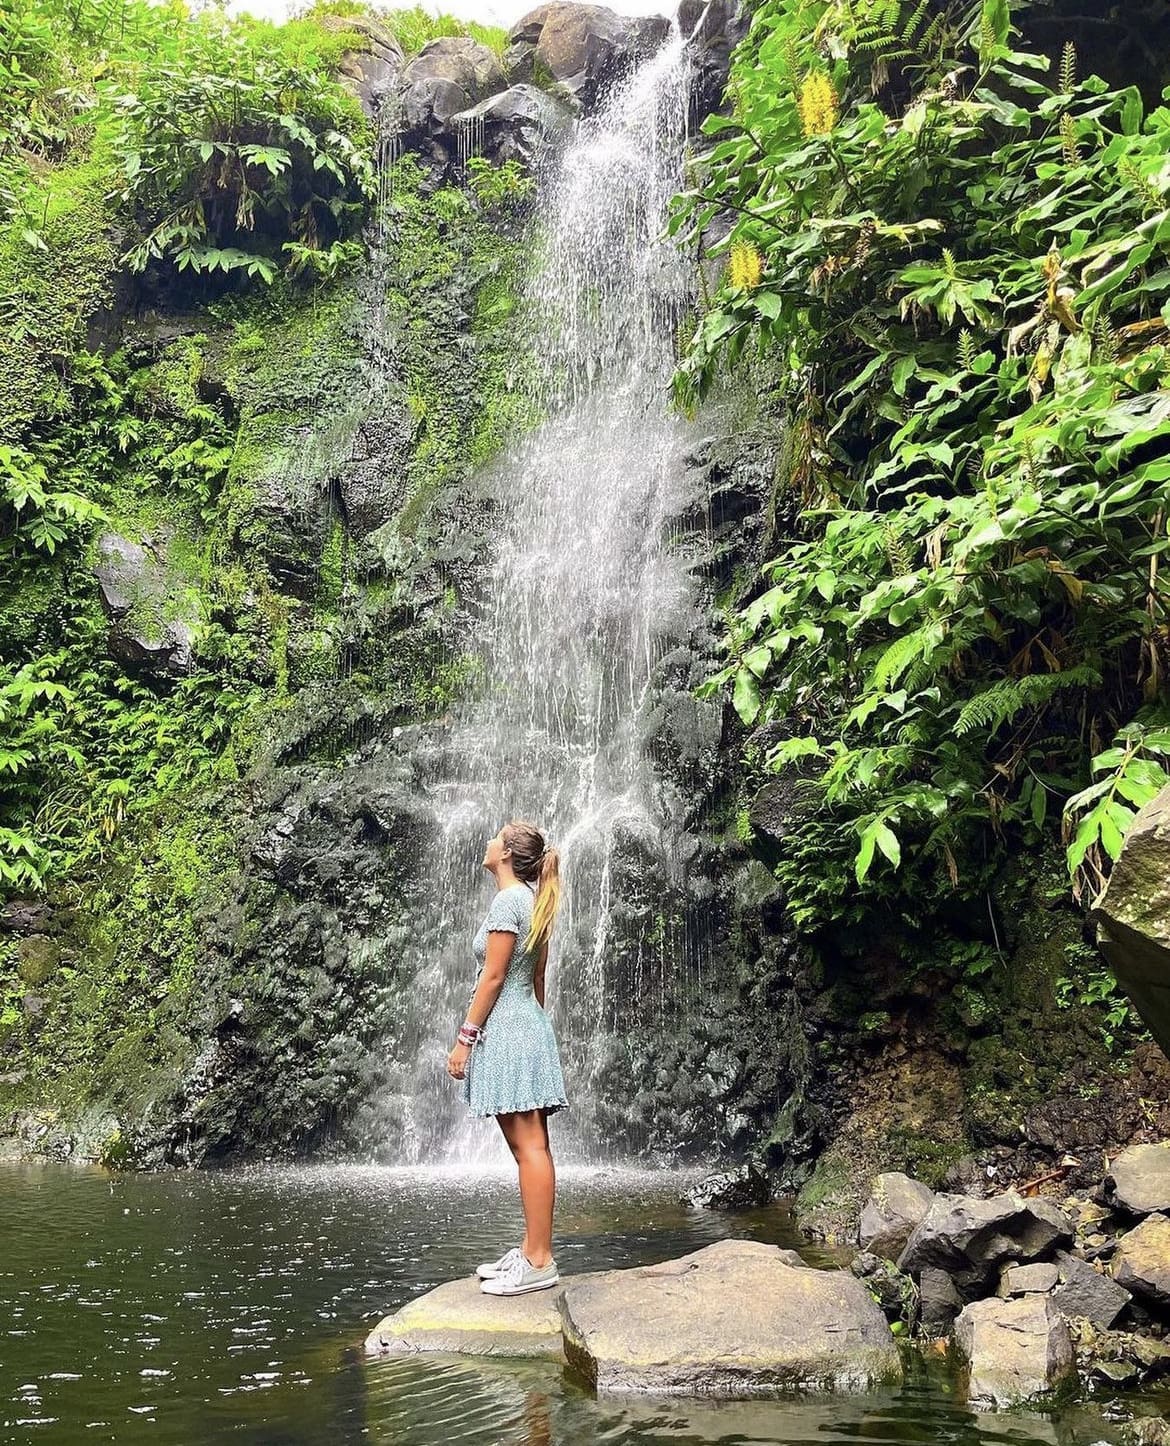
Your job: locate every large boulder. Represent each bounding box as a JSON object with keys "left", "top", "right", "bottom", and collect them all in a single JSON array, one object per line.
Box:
[
  {"left": 1092, "top": 784, "right": 1170, "bottom": 1059},
  {"left": 397, "top": 36, "right": 507, "bottom": 162},
  {"left": 858, "top": 1172, "right": 934, "bottom": 1261},
  {"left": 897, "top": 1190, "right": 1074, "bottom": 1299},
  {"left": 1113, "top": 1213, "right": 1170, "bottom": 1308},
  {"left": 1105, "top": 1142, "right": 1170, "bottom": 1216},
  {"left": 505, "top": 3, "right": 669, "bottom": 111},
  {"left": 681, "top": 1161, "right": 771, "bottom": 1209},
  {"left": 451, "top": 84, "right": 573, "bottom": 169},
  {"left": 953, "top": 1294, "right": 1076, "bottom": 1408},
  {"left": 557, "top": 1238, "right": 903, "bottom": 1396}
]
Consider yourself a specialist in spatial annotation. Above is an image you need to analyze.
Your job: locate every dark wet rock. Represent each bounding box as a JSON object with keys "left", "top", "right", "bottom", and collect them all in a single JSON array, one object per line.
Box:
[
  {"left": 1105, "top": 1142, "right": 1170, "bottom": 1216},
  {"left": 1093, "top": 784, "right": 1170, "bottom": 1060},
  {"left": 324, "top": 14, "right": 404, "bottom": 119},
  {"left": 338, "top": 409, "right": 419, "bottom": 537},
  {"left": 858, "top": 1172, "right": 935, "bottom": 1261},
  {"left": 558, "top": 1238, "right": 902, "bottom": 1396},
  {"left": 678, "top": 0, "right": 749, "bottom": 121},
  {"left": 92, "top": 532, "right": 198, "bottom": 675},
  {"left": 505, "top": 3, "right": 669, "bottom": 111},
  {"left": 681, "top": 1161, "right": 771, "bottom": 1209},
  {"left": 897, "top": 1190, "right": 1074, "bottom": 1300},
  {"left": 918, "top": 1264, "right": 964, "bottom": 1335},
  {"left": 953, "top": 1294, "right": 1076, "bottom": 1408},
  {"left": 0, "top": 900, "right": 52, "bottom": 935},
  {"left": 452, "top": 84, "right": 573, "bottom": 168},
  {"left": 398, "top": 36, "right": 507, "bottom": 165},
  {"left": 1113, "top": 1213, "right": 1170, "bottom": 1308},
  {"left": 1051, "top": 1249, "right": 1131, "bottom": 1329}
]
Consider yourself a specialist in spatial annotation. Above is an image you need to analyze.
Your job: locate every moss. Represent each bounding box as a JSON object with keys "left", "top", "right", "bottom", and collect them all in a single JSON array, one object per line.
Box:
[{"left": 0, "top": 153, "right": 120, "bottom": 438}]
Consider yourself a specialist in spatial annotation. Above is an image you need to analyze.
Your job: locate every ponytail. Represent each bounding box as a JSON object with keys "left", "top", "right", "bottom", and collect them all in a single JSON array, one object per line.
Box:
[{"left": 525, "top": 846, "right": 561, "bottom": 953}]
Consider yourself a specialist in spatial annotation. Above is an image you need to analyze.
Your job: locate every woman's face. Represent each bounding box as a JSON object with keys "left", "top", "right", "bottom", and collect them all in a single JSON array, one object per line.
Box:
[{"left": 482, "top": 826, "right": 509, "bottom": 871}]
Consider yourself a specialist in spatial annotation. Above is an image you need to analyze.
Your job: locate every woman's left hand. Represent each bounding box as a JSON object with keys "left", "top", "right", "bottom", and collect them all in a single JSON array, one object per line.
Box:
[{"left": 447, "top": 1042, "right": 471, "bottom": 1080}]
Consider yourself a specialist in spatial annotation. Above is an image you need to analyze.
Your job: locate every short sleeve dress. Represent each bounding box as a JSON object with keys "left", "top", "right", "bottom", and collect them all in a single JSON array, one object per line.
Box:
[{"left": 461, "top": 881, "right": 569, "bottom": 1118}]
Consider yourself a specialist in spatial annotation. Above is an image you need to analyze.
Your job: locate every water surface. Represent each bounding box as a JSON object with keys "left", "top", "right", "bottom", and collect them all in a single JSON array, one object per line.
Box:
[{"left": 0, "top": 1162, "right": 1145, "bottom": 1444}]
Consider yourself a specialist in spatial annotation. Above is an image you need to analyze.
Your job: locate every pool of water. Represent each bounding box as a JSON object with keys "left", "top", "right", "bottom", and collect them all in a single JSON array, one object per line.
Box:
[{"left": 0, "top": 1161, "right": 1151, "bottom": 1444}]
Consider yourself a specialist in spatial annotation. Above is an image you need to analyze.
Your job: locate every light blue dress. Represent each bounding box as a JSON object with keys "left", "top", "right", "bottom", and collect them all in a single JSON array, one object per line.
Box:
[{"left": 462, "top": 881, "right": 569, "bottom": 1118}]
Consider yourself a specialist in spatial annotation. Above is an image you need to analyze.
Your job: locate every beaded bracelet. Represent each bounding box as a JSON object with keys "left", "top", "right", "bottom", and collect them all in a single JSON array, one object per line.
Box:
[{"left": 457, "top": 1020, "right": 482, "bottom": 1046}]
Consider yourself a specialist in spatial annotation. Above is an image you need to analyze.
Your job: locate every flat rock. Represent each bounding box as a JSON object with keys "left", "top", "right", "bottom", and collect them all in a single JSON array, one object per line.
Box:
[
  {"left": 1113, "top": 1213, "right": 1170, "bottom": 1308},
  {"left": 1106, "top": 1143, "right": 1170, "bottom": 1216},
  {"left": 364, "top": 1272, "right": 598, "bottom": 1359},
  {"left": 897, "top": 1190, "right": 1074, "bottom": 1298},
  {"left": 557, "top": 1238, "right": 902, "bottom": 1397},
  {"left": 953, "top": 1294, "right": 1076, "bottom": 1408},
  {"left": 858, "top": 1172, "right": 934, "bottom": 1261},
  {"left": 998, "top": 1261, "right": 1060, "bottom": 1296}
]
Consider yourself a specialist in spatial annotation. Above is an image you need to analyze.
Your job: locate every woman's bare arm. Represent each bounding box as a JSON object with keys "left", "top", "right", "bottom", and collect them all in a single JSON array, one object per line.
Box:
[
  {"left": 464, "top": 930, "right": 516, "bottom": 1030},
  {"left": 533, "top": 939, "right": 549, "bottom": 1008}
]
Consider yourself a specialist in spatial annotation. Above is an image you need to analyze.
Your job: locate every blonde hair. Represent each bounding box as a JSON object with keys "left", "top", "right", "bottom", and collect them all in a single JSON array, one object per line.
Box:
[{"left": 503, "top": 819, "right": 562, "bottom": 953}]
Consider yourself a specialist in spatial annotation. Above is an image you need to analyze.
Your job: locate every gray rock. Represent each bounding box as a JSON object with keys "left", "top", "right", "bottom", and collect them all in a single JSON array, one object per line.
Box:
[
  {"left": 897, "top": 1190, "right": 1074, "bottom": 1299},
  {"left": 323, "top": 14, "right": 404, "bottom": 119},
  {"left": 365, "top": 1272, "right": 589, "bottom": 1358},
  {"left": 1051, "top": 1248, "right": 1131, "bottom": 1329},
  {"left": 682, "top": 1161, "right": 771, "bottom": 1210},
  {"left": 998, "top": 1261, "right": 1059, "bottom": 1296},
  {"left": 1092, "top": 785, "right": 1170, "bottom": 1060},
  {"left": 850, "top": 1251, "right": 912, "bottom": 1321},
  {"left": 92, "top": 532, "right": 198, "bottom": 676},
  {"left": 1106, "top": 1142, "right": 1170, "bottom": 1216},
  {"left": 858, "top": 1172, "right": 935, "bottom": 1261},
  {"left": 452, "top": 84, "right": 573, "bottom": 169},
  {"left": 918, "top": 1264, "right": 964, "bottom": 1335},
  {"left": 953, "top": 1294, "right": 1076, "bottom": 1408},
  {"left": 1124, "top": 1420, "right": 1170, "bottom": 1446},
  {"left": 558, "top": 1238, "right": 902, "bottom": 1396},
  {"left": 1113, "top": 1213, "right": 1170, "bottom": 1307},
  {"left": 505, "top": 3, "right": 669, "bottom": 111}
]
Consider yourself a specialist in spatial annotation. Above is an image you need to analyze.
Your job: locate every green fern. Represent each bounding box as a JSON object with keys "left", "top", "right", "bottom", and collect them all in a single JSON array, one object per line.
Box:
[{"left": 955, "top": 666, "right": 1101, "bottom": 737}]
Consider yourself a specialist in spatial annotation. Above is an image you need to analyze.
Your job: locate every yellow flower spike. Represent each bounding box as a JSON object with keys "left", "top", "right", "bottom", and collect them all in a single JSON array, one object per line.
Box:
[
  {"left": 728, "top": 241, "right": 763, "bottom": 291},
  {"left": 798, "top": 71, "right": 838, "bottom": 138}
]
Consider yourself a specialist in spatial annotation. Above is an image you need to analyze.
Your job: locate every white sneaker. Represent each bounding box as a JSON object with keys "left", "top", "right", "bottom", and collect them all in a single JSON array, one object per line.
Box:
[
  {"left": 480, "top": 1252, "right": 559, "bottom": 1296},
  {"left": 476, "top": 1245, "right": 522, "bottom": 1280}
]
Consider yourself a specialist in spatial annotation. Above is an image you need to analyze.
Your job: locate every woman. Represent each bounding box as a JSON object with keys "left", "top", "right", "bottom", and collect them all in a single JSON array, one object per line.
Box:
[{"left": 446, "top": 819, "right": 569, "bottom": 1296}]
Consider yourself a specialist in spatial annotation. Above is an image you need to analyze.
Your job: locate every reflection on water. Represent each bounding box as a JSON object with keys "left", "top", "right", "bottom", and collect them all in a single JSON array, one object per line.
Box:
[{"left": 0, "top": 1163, "right": 1140, "bottom": 1444}]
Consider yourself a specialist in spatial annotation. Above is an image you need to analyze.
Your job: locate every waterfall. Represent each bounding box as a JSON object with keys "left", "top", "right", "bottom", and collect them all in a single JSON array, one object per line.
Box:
[{"left": 376, "top": 24, "right": 717, "bottom": 1165}]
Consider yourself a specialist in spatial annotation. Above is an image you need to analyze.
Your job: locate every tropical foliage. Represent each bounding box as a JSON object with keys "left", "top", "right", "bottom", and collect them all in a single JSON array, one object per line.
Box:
[{"left": 672, "top": 0, "right": 1170, "bottom": 927}]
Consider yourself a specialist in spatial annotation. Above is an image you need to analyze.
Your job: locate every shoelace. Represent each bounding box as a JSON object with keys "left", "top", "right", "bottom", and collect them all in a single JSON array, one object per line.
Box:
[
  {"left": 495, "top": 1246, "right": 522, "bottom": 1273},
  {"left": 499, "top": 1251, "right": 531, "bottom": 1285}
]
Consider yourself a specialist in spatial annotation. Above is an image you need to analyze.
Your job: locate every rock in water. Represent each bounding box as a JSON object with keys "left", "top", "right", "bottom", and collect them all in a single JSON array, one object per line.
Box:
[
  {"left": 953, "top": 1295, "right": 1076, "bottom": 1408},
  {"left": 364, "top": 1274, "right": 584, "bottom": 1359},
  {"left": 1092, "top": 784, "right": 1170, "bottom": 1059},
  {"left": 858, "top": 1172, "right": 935, "bottom": 1260},
  {"left": 1106, "top": 1142, "right": 1170, "bottom": 1216},
  {"left": 557, "top": 1238, "right": 902, "bottom": 1396},
  {"left": 1113, "top": 1213, "right": 1170, "bottom": 1308},
  {"left": 681, "top": 1162, "right": 771, "bottom": 1210},
  {"left": 897, "top": 1190, "right": 1074, "bottom": 1298}
]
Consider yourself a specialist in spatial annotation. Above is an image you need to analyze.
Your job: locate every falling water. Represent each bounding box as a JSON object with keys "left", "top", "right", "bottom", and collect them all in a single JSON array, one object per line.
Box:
[{"left": 377, "top": 24, "right": 719, "bottom": 1165}]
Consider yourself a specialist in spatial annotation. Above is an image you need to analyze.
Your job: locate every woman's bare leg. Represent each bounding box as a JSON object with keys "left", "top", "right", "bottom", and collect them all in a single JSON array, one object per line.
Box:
[{"left": 496, "top": 1109, "right": 555, "bottom": 1267}]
